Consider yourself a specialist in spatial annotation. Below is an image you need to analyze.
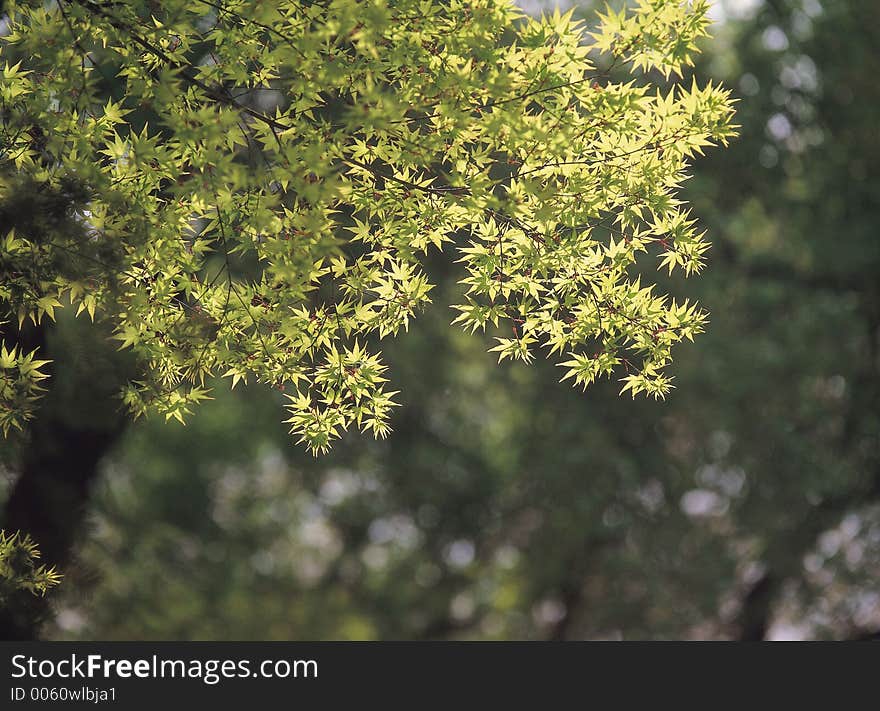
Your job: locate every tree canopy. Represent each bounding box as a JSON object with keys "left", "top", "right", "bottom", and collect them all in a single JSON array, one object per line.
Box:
[
  {"left": 0, "top": 0, "right": 734, "bottom": 452},
  {"left": 1, "top": 0, "right": 877, "bottom": 643}
]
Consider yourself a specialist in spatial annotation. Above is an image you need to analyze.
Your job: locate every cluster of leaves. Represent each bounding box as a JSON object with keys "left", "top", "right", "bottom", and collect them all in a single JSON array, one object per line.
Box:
[
  {"left": 0, "top": 0, "right": 734, "bottom": 452},
  {"left": 0, "top": 335, "right": 50, "bottom": 436},
  {"left": 0, "top": 530, "right": 62, "bottom": 601}
]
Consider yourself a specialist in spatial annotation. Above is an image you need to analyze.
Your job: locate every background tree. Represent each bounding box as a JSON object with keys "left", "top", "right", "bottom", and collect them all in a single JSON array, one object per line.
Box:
[{"left": 13, "top": 0, "right": 876, "bottom": 641}]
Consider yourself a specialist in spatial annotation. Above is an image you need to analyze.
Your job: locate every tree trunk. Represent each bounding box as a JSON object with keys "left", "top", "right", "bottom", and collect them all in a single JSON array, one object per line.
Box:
[{"left": 0, "top": 320, "right": 127, "bottom": 639}]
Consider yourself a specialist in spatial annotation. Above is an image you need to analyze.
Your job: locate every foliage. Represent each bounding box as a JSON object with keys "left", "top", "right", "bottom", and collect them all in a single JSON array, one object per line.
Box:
[
  {"left": 0, "top": 0, "right": 734, "bottom": 452},
  {"left": 42, "top": 0, "right": 880, "bottom": 641},
  {"left": 0, "top": 529, "right": 62, "bottom": 602},
  {"left": 0, "top": 334, "right": 50, "bottom": 435}
]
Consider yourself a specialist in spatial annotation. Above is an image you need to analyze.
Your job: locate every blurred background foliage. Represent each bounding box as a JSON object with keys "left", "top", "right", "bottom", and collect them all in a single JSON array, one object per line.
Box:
[{"left": 2, "top": 0, "right": 879, "bottom": 639}]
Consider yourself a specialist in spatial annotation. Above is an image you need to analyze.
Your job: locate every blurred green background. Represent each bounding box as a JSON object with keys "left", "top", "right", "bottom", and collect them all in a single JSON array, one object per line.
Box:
[{"left": 2, "top": 0, "right": 878, "bottom": 640}]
